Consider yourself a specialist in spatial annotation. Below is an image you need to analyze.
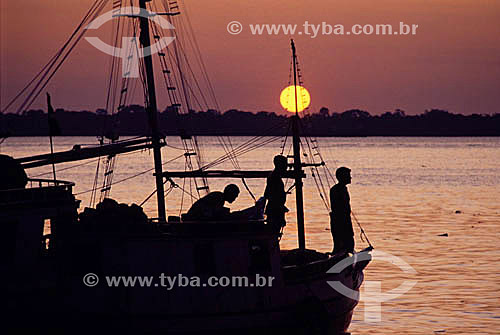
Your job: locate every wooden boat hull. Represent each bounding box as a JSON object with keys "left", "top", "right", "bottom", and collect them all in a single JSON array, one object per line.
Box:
[
  {"left": 8, "top": 267, "right": 363, "bottom": 335},
  {"left": 5, "top": 189, "right": 370, "bottom": 335},
  {"left": 8, "top": 236, "right": 367, "bottom": 335}
]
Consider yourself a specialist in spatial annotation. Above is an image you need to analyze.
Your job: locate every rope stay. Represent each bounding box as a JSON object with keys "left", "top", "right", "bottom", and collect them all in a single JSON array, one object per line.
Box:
[
  {"left": 241, "top": 178, "right": 256, "bottom": 202},
  {"left": 2, "top": 0, "right": 111, "bottom": 115},
  {"left": 147, "top": 1, "right": 203, "bottom": 196},
  {"left": 279, "top": 48, "right": 374, "bottom": 249},
  {"left": 75, "top": 152, "right": 185, "bottom": 196},
  {"left": 91, "top": 0, "right": 144, "bottom": 205},
  {"left": 3, "top": 0, "right": 267, "bottom": 210},
  {"left": 352, "top": 212, "right": 374, "bottom": 249},
  {"left": 153, "top": 0, "right": 261, "bottom": 199},
  {"left": 4, "top": 0, "right": 373, "bottom": 249}
]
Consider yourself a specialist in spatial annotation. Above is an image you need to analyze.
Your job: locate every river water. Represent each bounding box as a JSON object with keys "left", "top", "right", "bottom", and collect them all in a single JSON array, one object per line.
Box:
[{"left": 2, "top": 136, "right": 499, "bottom": 334}]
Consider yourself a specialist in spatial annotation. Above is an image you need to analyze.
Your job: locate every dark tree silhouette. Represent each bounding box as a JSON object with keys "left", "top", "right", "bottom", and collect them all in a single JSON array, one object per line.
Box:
[{"left": 1, "top": 107, "right": 498, "bottom": 137}]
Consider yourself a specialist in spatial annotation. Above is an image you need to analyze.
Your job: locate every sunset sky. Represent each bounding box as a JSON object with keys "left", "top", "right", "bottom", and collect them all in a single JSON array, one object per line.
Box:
[{"left": 1, "top": 0, "right": 499, "bottom": 115}]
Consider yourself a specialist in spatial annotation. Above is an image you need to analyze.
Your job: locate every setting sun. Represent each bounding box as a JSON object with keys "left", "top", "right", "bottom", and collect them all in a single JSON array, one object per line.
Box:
[{"left": 280, "top": 85, "right": 311, "bottom": 113}]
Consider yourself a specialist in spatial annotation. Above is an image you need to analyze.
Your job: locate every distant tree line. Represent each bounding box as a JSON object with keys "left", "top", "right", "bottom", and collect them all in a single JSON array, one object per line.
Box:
[{"left": 1, "top": 105, "right": 499, "bottom": 137}]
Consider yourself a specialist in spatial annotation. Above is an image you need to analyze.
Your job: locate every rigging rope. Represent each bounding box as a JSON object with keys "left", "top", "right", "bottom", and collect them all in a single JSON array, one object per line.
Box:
[
  {"left": 178, "top": 161, "right": 188, "bottom": 215},
  {"left": 31, "top": 148, "right": 144, "bottom": 178},
  {"left": 157, "top": 0, "right": 243, "bottom": 189},
  {"left": 200, "top": 120, "right": 288, "bottom": 171},
  {"left": 90, "top": 154, "right": 102, "bottom": 207},
  {"left": 149, "top": 9, "right": 208, "bottom": 196},
  {"left": 351, "top": 212, "right": 374, "bottom": 249},
  {"left": 75, "top": 153, "right": 184, "bottom": 196},
  {"left": 241, "top": 178, "right": 256, "bottom": 202},
  {"left": 139, "top": 178, "right": 169, "bottom": 207},
  {"left": 3, "top": 0, "right": 110, "bottom": 114},
  {"left": 31, "top": 157, "right": 101, "bottom": 177},
  {"left": 201, "top": 135, "right": 284, "bottom": 171},
  {"left": 293, "top": 55, "right": 374, "bottom": 247}
]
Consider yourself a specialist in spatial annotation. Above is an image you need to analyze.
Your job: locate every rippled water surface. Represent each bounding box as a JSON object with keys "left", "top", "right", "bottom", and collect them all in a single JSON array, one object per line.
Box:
[{"left": 3, "top": 136, "right": 499, "bottom": 334}]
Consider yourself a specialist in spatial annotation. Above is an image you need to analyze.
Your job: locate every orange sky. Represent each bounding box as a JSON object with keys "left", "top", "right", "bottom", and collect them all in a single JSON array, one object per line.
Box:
[{"left": 1, "top": 0, "right": 499, "bottom": 115}]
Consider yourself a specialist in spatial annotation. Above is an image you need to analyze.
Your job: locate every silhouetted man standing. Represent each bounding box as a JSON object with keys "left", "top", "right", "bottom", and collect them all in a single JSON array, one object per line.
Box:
[
  {"left": 330, "top": 167, "right": 354, "bottom": 254},
  {"left": 264, "top": 155, "right": 288, "bottom": 233}
]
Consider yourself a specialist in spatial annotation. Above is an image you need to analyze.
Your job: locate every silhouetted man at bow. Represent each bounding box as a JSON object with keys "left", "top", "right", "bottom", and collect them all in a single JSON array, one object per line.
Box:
[
  {"left": 330, "top": 167, "right": 354, "bottom": 254},
  {"left": 264, "top": 155, "right": 289, "bottom": 233}
]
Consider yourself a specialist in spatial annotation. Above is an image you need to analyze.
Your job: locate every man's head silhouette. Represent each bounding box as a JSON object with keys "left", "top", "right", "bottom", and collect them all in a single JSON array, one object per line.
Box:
[
  {"left": 273, "top": 155, "right": 288, "bottom": 175},
  {"left": 336, "top": 167, "right": 352, "bottom": 185},
  {"left": 223, "top": 184, "right": 240, "bottom": 203}
]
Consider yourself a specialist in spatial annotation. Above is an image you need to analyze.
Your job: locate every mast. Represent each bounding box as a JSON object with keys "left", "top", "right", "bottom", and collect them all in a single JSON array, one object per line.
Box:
[
  {"left": 139, "top": 0, "right": 166, "bottom": 221},
  {"left": 291, "top": 39, "right": 306, "bottom": 250}
]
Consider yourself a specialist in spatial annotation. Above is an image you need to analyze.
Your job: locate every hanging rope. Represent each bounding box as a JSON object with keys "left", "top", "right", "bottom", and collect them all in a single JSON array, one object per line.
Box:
[
  {"left": 90, "top": 153, "right": 102, "bottom": 207},
  {"left": 139, "top": 178, "right": 174, "bottom": 207},
  {"left": 351, "top": 212, "right": 374, "bottom": 249},
  {"left": 178, "top": 162, "right": 188, "bottom": 215},
  {"left": 241, "top": 178, "right": 256, "bottom": 202}
]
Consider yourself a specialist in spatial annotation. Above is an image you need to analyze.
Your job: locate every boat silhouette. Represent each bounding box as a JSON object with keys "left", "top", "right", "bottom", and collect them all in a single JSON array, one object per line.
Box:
[{"left": 3, "top": 1, "right": 372, "bottom": 334}]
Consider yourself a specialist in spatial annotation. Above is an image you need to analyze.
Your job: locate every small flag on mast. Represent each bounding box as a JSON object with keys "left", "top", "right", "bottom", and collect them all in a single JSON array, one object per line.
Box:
[
  {"left": 46, "top": 93, "right": 59, "bottom": 181},
  {"left": 47, "top": 93, "right": 61, "bottom": 136}
]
